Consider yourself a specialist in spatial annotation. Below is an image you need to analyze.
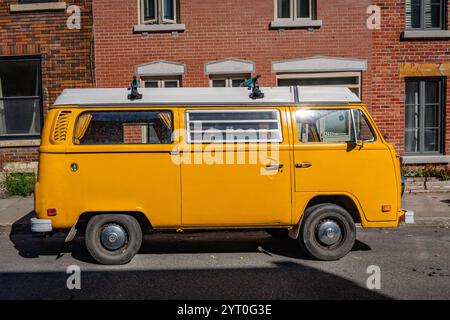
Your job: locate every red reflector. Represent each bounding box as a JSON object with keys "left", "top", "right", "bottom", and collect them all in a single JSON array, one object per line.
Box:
[{"left": 47, "top": 208, "right": 57, "bottom": 216}]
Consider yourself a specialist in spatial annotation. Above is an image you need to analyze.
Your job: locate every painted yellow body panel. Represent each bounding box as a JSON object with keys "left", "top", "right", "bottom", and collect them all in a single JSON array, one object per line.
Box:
[{"left": 35, "top": 104, "right": 403, "bottom": 230}]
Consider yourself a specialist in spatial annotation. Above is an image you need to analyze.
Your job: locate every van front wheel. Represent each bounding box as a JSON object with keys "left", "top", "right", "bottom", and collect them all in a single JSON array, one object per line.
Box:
[
  {"left": 299, "top": 204, "right": 356, "bottom": 261},
  {"left": 85, "top": 214, "right": 142, "bottom": 265}
]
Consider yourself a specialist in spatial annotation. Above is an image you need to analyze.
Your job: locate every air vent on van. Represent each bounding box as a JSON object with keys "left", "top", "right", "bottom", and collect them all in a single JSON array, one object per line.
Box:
[{"left": 53, "top": 110, "right": 72, "bottom": 142}]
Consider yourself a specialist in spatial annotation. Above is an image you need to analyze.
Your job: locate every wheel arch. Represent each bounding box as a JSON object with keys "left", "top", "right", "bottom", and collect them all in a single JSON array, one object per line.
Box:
[
  {"left": 76, "top": 211, "right": 153, "bottom": 235},
  {"left": 304, "top": 195, "right": 362, "bottom": 224},
  {"left": 290, "top": 194, "right": 363, "bottom": 240}
]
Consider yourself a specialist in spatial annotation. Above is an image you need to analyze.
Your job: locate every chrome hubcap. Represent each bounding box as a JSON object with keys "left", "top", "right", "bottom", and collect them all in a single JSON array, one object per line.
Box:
[
  {"left": 317, "top": 220, "right": 342, "bottom": 246},
  {"left": 100, "top": 224, "right": 127, "bottom": 251}
]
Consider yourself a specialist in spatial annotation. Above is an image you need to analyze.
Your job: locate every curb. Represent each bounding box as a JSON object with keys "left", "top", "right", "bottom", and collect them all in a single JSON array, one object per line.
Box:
[{"left": 1, "top": 218, "right": 450, "bottom": 235}]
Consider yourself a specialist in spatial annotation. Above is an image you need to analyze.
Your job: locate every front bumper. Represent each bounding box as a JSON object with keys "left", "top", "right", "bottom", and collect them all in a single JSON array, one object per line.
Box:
[
  {"left": 30, "top": 218, "right": 53, "bottom": 233},
  {"left": 398, "top": 210, "right": 415, "bottom": 224}
]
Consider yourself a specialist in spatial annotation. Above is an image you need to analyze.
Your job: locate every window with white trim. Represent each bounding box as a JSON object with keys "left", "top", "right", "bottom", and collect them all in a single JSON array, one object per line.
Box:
[
  {"left": 142, "top": 77, "right": 180, "bottom": 88},
  {"left": 277, "top": 72, "right": 362, "bottom": 97},
  {"left": 140, "top": 0, "right": 178, "bottom": 24},
  {"left": 275, "top": 0, "right": 316, "bottom": 20},
  {"left": 209, "top": 75, "right": 249, "bottom": 88},
  {"left": 185, "top": 110, "right": 283, "bottom": 143}
]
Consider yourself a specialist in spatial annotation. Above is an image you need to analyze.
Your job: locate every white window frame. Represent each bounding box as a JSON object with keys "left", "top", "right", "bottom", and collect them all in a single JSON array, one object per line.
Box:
[
  {"left": 141, "top": 77, "right": 180, "bottom": 88},
  {"left": 274, "top": 0, "right": 314, "bottom": 21},
  {"left": 277, "top": 71, "right": 362, "bottom": 98},
  {"left": 185, "top": 109, "right": 283, "bottom": 144},
  {"left": 209, "top": 74, "right": 250, "bottom": 88},
  {"left": 139, "top": 0, "right": 177, "bottom": 25}
]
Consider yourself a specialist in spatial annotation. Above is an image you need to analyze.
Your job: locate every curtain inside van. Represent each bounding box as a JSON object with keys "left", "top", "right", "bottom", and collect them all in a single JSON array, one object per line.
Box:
[{"left": 75, "top": 113, "right": 93, "bottom": 144}]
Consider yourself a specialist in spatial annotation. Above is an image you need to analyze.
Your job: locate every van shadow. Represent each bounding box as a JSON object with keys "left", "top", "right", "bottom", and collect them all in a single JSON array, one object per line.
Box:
[
  {"left": 9, "top": 221, "right": 371, "bottom": 265},
  {"left": 0, "top": 259, "right": 388, "bottom": 300},
  {"left": 8, "top": 226, "right": 383, "bottom": 300}
]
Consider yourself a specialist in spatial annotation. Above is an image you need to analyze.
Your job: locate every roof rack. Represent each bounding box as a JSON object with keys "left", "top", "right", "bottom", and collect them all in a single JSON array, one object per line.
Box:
[{"left": 53, "top": 86, "right": 360, "bottom": 107}]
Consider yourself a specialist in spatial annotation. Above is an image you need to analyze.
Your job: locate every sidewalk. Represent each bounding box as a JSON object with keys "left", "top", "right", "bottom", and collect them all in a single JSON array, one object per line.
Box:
[{"left": 0, "top": 193, "right": 449, "bottom": 234}]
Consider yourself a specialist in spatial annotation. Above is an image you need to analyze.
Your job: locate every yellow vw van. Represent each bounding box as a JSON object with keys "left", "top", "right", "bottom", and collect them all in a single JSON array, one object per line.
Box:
[{"left": 32, "top": 86, "right": 410, "bottom": 265}]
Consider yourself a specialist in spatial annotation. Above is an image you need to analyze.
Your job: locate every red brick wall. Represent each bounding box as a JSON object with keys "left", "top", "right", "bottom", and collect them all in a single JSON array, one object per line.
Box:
[
  {"left": 93, "top": 0, "right": 450, "bottom": 159},
  {"left": 94, "top": 0, "right": 372, "bottom": 87},
  {"left": 368, "top": 0, "right": 450, "bottom": 155},
  {"left": 0, "top": 0, "right": 94, "bottom": 165}
]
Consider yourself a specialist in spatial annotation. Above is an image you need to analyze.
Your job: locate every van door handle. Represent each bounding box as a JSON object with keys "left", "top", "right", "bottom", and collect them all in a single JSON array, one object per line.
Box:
[
  {"left": 265, "top": 164, "right": 284, "bottom": 170},
  {"left": 296, "top": 162, "right": 312, "bottom": 169}
]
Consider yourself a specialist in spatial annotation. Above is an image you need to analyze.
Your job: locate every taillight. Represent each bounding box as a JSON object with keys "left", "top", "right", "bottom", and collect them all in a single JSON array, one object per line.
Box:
[{"left": 47, "top": 208, "right": 57, "bottom": 216}]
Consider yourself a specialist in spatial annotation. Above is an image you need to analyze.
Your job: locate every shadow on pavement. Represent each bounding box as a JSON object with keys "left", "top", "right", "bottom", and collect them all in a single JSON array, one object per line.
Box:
[
  {"left": 0, "top": 257, "right": 387, "bottom": 300},
  {"left": 5, "top": 226, "right": 386, "bottom": 299}
]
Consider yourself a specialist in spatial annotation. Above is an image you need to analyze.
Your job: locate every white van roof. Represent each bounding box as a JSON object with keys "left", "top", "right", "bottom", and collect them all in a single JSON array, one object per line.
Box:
[{"left": 53, "top": 86, "right": 360, "bottom": 107}]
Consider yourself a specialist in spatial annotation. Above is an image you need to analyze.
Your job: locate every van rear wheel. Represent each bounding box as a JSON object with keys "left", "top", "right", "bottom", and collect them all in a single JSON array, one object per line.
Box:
[
  {"left": 299, "top": 204, "right": 356, "bottom": 261},
  {"left": 85, "top": 214, "right": 142, "bottom": 265}
]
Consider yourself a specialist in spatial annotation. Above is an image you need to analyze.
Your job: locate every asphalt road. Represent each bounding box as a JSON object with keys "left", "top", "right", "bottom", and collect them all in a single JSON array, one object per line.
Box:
[{"left": 0, "top": 226, "right": 449, "bottom": 300}]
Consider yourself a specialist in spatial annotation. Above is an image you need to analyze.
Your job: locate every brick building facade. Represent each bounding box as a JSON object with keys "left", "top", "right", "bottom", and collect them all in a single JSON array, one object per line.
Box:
[
  {"left": 0, "top": 0, "right": 94, "bottom": 171},
  {"left": 0, "top": 0, "right": 449, "bottom": 169}
]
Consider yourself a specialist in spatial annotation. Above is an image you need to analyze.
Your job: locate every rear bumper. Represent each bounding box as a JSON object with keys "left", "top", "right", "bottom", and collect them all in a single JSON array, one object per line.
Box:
[{"left": 30, "top": 218, "right": 53, "bottom": 233}]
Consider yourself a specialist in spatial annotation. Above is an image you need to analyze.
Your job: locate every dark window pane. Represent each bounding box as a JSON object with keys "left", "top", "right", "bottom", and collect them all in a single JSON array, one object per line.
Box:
[
  {"left": 406, "top": 0, "right": 421, "bottom": 29},
  {"left": 0, "top": 60, "right": 40, "bottom": 97},
  {"left": 164, "top": 0, "right": 175, "bottom": 20},
  {"left": 277, "top": 0, "right": 291, "bottom": 18},
  {"left": 405, "top": 105, "right": 420, "bottom": 129},
  {"left": 212, "top": 80, "right": 226, "bottom": 87},
  {"left": 425, "top": 80, "right": 439, "bottom": 104},
  {"left": 424, "top": 128, "right": 439, "bottom": 152},
  {"left": 424, "top": 105, "right": 439, "bottom": 128},
  {"left": 405, "top": 130, "right": 419, "bottom": 153},
  {"left": 145, "top": 81, "right": 158, "bottom": 88},
  {"left": 77, "top": 111, "right": 173, "bottom": 145},
  {"left": 164, "top": 80, "right": 178, "bottom": 88},
  {"left": 405, "top": 81, "right": 419, "bottom": 105},
  {"left": 405, "top": 78, "right": 443, "bottom": 154},
  {"left": 278, "top": 77, "right": 358, "bottom": 86},
  {"left": 297, "top": 0, "right": 310, "bottom": 18},
  {"left": 0, "top": 99, "right": 41, "bottom": 135},
  {"left": 143, "top": 0, "right": 156, "bottom": 21},
  {"left": 426, "top": 0, "right": 443, "bottom": 28}
]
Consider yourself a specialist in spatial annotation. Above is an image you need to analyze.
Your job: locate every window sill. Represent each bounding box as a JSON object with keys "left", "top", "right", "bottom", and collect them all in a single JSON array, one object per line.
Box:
[
  {"left": 402, "top": 155, "right": 450, "bottom": 164},
  {"left": 270, "top": 19, "right": 322, "bottom": 29},
  {"left": 133, "top": 24, "right": 186, "bottom": 33},
  {"left": 0, "top": 139, "right": 40, "bottom": 148},
  {"left": 10, "top": 2, "right": 67, "bottom": 13},
  {"left": 402, "top": 30, "right": 450, "bottom": 39}
]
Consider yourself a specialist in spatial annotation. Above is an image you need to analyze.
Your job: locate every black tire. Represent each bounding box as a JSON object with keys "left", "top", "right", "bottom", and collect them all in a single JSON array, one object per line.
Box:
[
  {"left": 85, "top": 214, "right": 142, "bottom": 265},
  {"left": 299, "top": 204, "right": 356, "bottom": 261},
  {"left": 265, "top": 228, "right": 289, "bottom": 238}
]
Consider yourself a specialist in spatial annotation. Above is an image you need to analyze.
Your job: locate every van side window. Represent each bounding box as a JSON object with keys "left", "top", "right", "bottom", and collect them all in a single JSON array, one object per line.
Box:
[
  {"left": 185, "top": 109, "right": 282, "bottom": 143},
  {"left": 74, "top": 111, "right": 173, "bottom": 145},
  {"left": 296, "top": 109, "right": 375, "bottom": 143},
  {"left": 352, "top": 109, "right": 376, "bottom": 142}
]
